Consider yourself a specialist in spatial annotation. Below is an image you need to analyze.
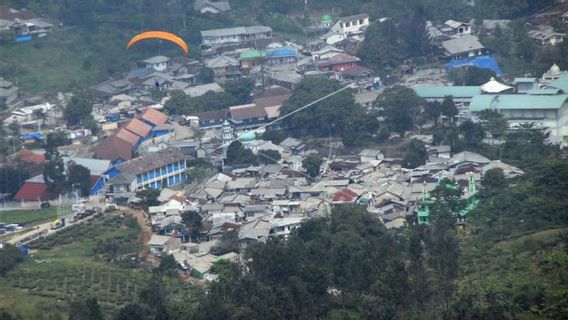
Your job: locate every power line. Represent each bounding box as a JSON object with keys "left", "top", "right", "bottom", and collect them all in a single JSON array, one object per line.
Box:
[{"left": 216, "top": 84, "right": 354, "bottom": 151}]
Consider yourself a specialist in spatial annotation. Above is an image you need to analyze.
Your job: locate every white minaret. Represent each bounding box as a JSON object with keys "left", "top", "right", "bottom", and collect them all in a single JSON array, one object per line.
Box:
[{"left": 221, "top": 120, "right": 234, "bottom": 157}]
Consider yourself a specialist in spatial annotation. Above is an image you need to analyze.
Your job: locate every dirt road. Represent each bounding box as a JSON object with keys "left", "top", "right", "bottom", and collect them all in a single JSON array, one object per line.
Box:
[{"left": 119, "top": 206, "right": 152, "bottom": 258}]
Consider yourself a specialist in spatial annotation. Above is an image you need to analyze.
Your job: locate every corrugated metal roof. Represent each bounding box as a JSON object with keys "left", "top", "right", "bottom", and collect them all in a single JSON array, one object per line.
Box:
[
  {"left": 123, "top": 118, "right": 152, "bottom": 138},
  {"left": 201, "top": 26, "right": 271, "bottom": 38},
  {"left": 413, "top": 86, "right": 481, "bottom": 98},
  {"left": 549, "top": 74, "right": 568, "bottom": 92},
  {"left": 137, "top": 107, "right": 168, "bottom": 126},
  {"left": 470, "top": 94, "right": 568, "bottom": 112},
  {"left": 442, "top": 35, "right": 485, "bottom": 55}
]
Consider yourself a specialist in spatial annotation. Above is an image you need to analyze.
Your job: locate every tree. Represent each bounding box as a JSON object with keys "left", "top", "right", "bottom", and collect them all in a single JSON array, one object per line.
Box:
[
  {"left": 46, "top": 131, "right": 70, "bottom": 150},
  {"left": 43, "top": 149, "right": 66, "bottom": 195},
  {"left": 449, "top": 67, "right": 496, "bottom": 86},
  {"left": 302, "top": 155, "right": 323, "bottom": 179},
  {"left": 69, "top": 298, "right": 103, "bottom": 320},
  {"left": 65, "top": 94, "right": 93, "bottom": 126},
  {"left": 0, "top": 166, "right": 28, "bottom": 196},
  {"left": 402, "top": 139, "right": 427, "bottom": 169},
  {"left": 280, "top": 78, "right": 364, "bottom": 139},
  {"left": 503, "top": 122, "right": 556, "bottom": 166},
  {"left": 164, "top": 91, "right": 187, "bottom": 115},
  {"left": 67, "top": 163, "right": 91, "bottom": 197},
  {"left": 225, "top": 141, "right": 257, "bottom": 165},
  {"left": 115, "top": 304, "right": 150, "bottom": 320},
  {"left": 223, "top": 78, "right": 255, "bottom": 104},
  {"left": 440, "top": 96, "right": 458, "bottom": 123},
  {"left": 8, "top": 121, "right": 20, "bottom": 136},
  {"left": 479, "top": 109, "right": 508, "bottom": 154},
  {"left": 481, "top": 168, "right": 507, "bottom": 190},
  {"left": 210, "top": 230, "right": 240, "bottom": 256},
  {"left": 135, "top": 189, "right": 160, "bottom": 210},
  {"left": 459, "top": 120, "right": 485, "bottom": 148},
  {"left": 258, "top": 149, "right": 281, "bottom": 164},
  {"left": 0, "top": 244, "right": 25, "bottom": 276},
  {"left": 261, "top": 129, "right": 288, "bottom": 144},
  {"left": 181, "top": 211, "right": 202, "bottom": 241},
  {"left": 375, "top": 86, "right": 425, "bottom": 137},
  {"left": 197, "top": 67, "right": 215, "bottom": 84}
]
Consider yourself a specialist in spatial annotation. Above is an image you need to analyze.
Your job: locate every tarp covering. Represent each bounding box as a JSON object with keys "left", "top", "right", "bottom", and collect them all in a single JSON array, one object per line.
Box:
[{"left": 445, "top": 55, "right": 503, "bottom": 77}]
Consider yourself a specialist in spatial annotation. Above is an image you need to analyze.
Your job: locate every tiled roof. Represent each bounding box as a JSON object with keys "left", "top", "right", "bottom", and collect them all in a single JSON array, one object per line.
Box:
[
  {"left": 15, "top": 148, "right": 45, "bottom": 164},
  {"left": 137, "top": 107, "right": 168, "bottom": 126},
  {"left": 92, "top": 133, "right": 137, "bottom": 162},
  {"left": 332, "top": 188, "right": 358, "bottom": 202},
  {"left": 14, "top": 182, "right": 50, "bottom": 201},
  {"left": 196, "top": 108, "right": 229, "bottom": 122},
  {"left": 229, "top": 104, "right": 268, "bottom": 121},
  {"left": 122, "top": 118, "right": 152, "bottom": 138},
  {"left": 115, "top": 128, "right": 141, "bottom": 145}
]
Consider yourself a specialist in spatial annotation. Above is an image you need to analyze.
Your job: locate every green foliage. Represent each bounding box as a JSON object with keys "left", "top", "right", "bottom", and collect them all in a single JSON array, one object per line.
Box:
[
  {"left": 281, "top": 78, "right": 376, "bottom": 145},
  {"left": 69, "top": 298, "right": 103, "bottom": 320},
  {"left": 210, "top": 230, "right": 240, "bottom": 256},
  {"left": 402, "top": 139, "right": 427, "bottom": 169},
  {"left": 43, "top": 149, "right": 66, "bottom": 195},
  {"left": 503, "top": 122, "right": 558, "bottom": 167},
  {"left": 164, "top": 90, "right": 238, "bottom": 116},
  {"left": 260, "top": 129, "right": 288, "bottom": 145},
  {"left": 258, "top": 149, "right": 281, "bottom": 164},
  {"left": 64, "top": 94, "right": 93, "bottom": 126},
  {"left": 135, "top": 189, "right": 160, "bottom": 210},
  {"left": 223, "top": 78, "right": 255, "bottom": 104},
  {"left": 0, "top": 207, "right": 58, "bottom": 225},
  {"left": 186, "top": 159, "right": 213, "bottom": 183},
  {"left": 67, "top": 163, "right": 91, "bottom": 197},
  {"left": 302, "top": 154, "right": 322, "bottom": 178},
  {"left": 197, "top": 67, "right": 215, "bottom": 84},
  {"left": 181, "top": 212, "right": 202, "bottom": 242},
  {"left": 0, "top": 244, "right": 25, "bottom": 276},
  {"left": 46, "top": 131, "right": 70, "bottom": 150},
  {"left": 448, "top": 67, "right": 496, "bottom": 86},
  {"left": 375, "top": 85, "right": 425, "bottom": 137},
  {"left": 257, "top": 12, "right": 304, "bottom": 35},
  {"left": 481, "top": 168, "right": 507, "bottom": 191},
  {"left": 0, "top": 166, "right": 29, "bottom": 196},
  {"left": 225, "top": 141, "right": 257, "bottom": 166}
]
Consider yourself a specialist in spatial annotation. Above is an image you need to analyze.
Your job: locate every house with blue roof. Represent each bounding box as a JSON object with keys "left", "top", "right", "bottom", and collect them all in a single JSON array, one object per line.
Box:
[{"left": 265, "top": 48, "right": 298, "bottom": 66}]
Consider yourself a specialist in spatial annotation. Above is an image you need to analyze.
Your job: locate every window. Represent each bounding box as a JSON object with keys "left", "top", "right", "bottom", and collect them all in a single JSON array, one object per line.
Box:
[
  {"left": 345, "top": 22, "right": 350, "bottom": 27},
  {"left": 359, "top": 19, "right": 364, "bottom": 25},
  {"left": 352, "top": 21, "right": 358, "bottom": 26}
]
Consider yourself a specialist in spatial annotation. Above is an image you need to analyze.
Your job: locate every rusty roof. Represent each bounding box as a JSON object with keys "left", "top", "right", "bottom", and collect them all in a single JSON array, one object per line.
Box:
[
  {"left": 122, "top": 118, "right": 152, "bottom": 137},
  {"left": 137, "top": 107, "right": 168, "bottom": 126},
  {"left": 229, "top": 104, "right": 268, "bottom": 121}
]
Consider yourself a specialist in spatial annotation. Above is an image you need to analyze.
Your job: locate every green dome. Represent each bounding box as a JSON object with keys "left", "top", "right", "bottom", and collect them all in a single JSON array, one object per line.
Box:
[
  {"left": 238, "top": 131, "right": 256, "bottom": 142},
  {"left": 240, "top": 50, "right": 265, "bottom": 60},
  {"left": 320, "top": 15, "right": 333, "bottom": 23}
]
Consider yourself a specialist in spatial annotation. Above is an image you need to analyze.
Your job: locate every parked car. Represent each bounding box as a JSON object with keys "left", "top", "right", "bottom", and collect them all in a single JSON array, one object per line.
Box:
[{"left": 40, "top": 202, "right": 51, "bottom": 209}]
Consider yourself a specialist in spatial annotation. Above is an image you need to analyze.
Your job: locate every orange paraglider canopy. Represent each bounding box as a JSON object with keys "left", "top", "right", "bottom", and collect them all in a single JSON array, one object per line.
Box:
[{"left": 127, "top": 31, "right": 189, "bottom": 55}]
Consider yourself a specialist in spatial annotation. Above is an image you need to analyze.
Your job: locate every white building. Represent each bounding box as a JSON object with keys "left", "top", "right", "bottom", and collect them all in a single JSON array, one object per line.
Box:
[
  {"left": 201, "top": 26, "right": 272, "bottom": 47},
  {"left": 330, "top": 14, "right": 370, "bottom": 36},
  {"left": 143, "top": 56, "right": 170, "bottom": 72}
]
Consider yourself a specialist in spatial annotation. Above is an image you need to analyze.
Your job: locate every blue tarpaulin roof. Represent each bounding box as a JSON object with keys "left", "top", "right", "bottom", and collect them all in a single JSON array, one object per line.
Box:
[
  {"left": 445, "top": 55, "right": 503, "bottom": 77},
  {"left": 19, "top": 133, "right": 44, "bottom": 140}
]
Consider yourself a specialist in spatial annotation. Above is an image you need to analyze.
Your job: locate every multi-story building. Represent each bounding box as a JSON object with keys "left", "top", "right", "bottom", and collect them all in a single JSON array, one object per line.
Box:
[
  {"left": 330, "top": 14, "right": 369, "bottom": 36},
  {"left": 200, "top": 26, "right": 272, "bottom": 48},
  {"left": 105, "top": 147, "right": 188, "bottom": 201}
]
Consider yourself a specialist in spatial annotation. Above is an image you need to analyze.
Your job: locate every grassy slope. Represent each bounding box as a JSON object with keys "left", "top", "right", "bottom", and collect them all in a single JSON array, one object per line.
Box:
[
  {"left": 0, "top": 207, "right": 57, "bottom": 225},
  {"left": 459, "top": 227, "right": 568, "bottom": 319}
]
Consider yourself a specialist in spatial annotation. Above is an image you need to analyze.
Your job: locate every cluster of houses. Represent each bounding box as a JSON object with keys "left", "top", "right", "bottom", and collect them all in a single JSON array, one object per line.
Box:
[
  {"left": 0, "top": 5, "right": 53, "bottom": 42},
  {"left": 140, "top": 136, "right": 523, "bottom": 279}
]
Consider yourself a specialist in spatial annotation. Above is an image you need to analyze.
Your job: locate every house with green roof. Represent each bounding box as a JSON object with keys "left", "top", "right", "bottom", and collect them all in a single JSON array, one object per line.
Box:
[
  {"left": 239, "top": 49, "right": 265, "bottom": 73},
  {"left": 413, "top": 86, "right": 481, "bottom": 106},
  {"left": 469, "top": 92, "right": 568, "bottom": 145}
]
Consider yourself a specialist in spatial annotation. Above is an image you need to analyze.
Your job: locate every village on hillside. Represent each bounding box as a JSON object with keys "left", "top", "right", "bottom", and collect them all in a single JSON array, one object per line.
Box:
[{"left": 1, "top": 1, "right": 567, "bottom": 281}]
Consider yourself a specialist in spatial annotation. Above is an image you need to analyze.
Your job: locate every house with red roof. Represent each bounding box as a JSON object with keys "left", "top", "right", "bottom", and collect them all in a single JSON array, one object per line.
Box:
[
  {"left": 7, "top": 147, "right": 45, "bottom": 176},
  {"left": 332, "top": 188, "right": 359, "bottom": 204}
]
